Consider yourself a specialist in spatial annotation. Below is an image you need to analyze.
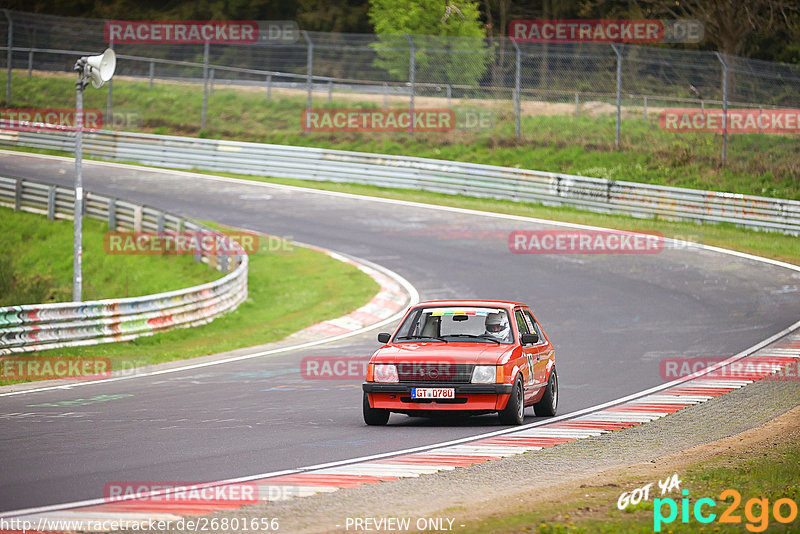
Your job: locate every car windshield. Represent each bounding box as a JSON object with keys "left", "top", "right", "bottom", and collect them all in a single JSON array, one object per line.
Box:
[{"left": 393, "top": 306, "right": 513, "bottom": 344}]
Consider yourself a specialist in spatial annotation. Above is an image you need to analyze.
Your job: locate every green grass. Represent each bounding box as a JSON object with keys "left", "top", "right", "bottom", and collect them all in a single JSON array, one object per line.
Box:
[
  {"left": 4, "top": 71, "right": 799, "bottom": 199},
  {"left": 0, "top": 205, "right": 219, "bottom": 305},
  {"left": 0, "top": 208, "right": 379, "bottom": 385},
  {"left": 455, "top": 436, "right": 800, "bottom": 533}
]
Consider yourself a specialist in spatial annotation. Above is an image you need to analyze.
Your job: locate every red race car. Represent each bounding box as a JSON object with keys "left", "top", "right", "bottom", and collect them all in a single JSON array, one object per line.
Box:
[{"left": 362, "top": 300, "right": 557, "bottom": 425}]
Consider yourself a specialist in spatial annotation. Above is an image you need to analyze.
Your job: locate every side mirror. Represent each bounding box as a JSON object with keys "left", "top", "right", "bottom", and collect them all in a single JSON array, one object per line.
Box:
[
  {"left": 377, "top": 332, "right": 391, "bottom": 344},
  {"left": 521, "top": 332, "right": 539, "bottom": 345}
]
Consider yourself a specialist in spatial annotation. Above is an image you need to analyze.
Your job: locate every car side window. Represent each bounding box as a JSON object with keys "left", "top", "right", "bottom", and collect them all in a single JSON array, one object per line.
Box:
[
  {"left": 523, "top": 310, "right": 543, "bottom": 342},
  {"left": 515, "top": 310, "right": 529, "bottom": 335}
]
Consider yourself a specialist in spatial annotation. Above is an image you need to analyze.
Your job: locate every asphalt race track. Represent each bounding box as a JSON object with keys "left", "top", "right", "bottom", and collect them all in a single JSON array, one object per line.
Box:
[{"left": 1, "top": 151, "right": 799, "bottom": 513}]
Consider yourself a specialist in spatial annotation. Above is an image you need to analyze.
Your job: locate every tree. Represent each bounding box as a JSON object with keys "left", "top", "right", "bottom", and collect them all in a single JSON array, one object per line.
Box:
[{"left": 368, "top": 0, "right": 491, "bottom": 86}]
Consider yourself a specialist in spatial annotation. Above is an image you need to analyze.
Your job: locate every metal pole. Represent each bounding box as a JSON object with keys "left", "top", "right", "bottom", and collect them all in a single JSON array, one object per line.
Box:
[
  {"left": 148, "top": 61, "right": 154, "bottom": 88},
  {"left": 3, "top": 9, "right": 12, "bottom": 104},
  {"left": 209, "top": 67, "right": 214, "bottom": 95},
  {"left": 643, "top": 96, "right": 647, "bottom": 122},
  {"left": 201, "top": 41, "right": 209, "bottom": 130},
  {"left": 327, "top": 79, "right": 332, "bottom": 104},
  {"left": 715, "top": 52, "right": 728, "bottom": 164},
  {"left": 266, "top": 74, "right": 271, "bottom": 99},
  {"left": 405, "top": 34, "right": 415, "bottom": 134},
  {"left": 73, "top": 69, "right": 85, "bottom": 302},
  {"left": 611, "top": 44, "right": 622, "bottom": 149},
  {"left": 106, "top": 41, "right": 113, "bottom": 128},
  {"left": 575, "top": 93, "right": 579, "bottom": 117},
  {"left": 446, "top": 84, "right": 451, "bottom": 107},
  {"left": 27, "top": 49, "right": 32, "bottom": 79},
  {"left": 302, "top": 31, "right": 313, "bottom": 113},
  {"left": 511, "top": 39, "right": 521, "bottom": 140},
  {"left": 383, "top": 82, "right": 388, "bottom": 108}
]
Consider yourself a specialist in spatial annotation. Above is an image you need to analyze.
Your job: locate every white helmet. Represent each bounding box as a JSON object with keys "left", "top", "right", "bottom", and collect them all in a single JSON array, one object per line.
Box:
[{"left": 485, "top": 312, "right": 510, "bottom": 341}]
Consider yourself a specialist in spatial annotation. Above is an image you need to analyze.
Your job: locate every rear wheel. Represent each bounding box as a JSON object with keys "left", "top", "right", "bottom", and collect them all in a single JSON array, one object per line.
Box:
[
  {"left": 363, "top": 392, "right": 390, "bottom": 425},
  {"left": 498, "top": 375, "right": 525, "bottom": 425},
  {"left": 534, "top": 367, "right": 558, "bottom": 417}
]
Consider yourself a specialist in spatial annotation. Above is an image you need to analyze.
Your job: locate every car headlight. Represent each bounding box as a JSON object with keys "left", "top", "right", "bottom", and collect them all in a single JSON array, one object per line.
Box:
[
  {"left": 373, "top": 364, "right": 399, "bottom": 383},
  {"left": 471, "top": 365, "right": 497, "bottom": 384}
]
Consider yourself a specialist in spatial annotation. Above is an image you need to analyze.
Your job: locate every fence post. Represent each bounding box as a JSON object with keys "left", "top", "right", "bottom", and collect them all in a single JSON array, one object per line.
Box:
[
  {"left": 302, "top": 30, "right": 313, "bottom": 115},
  {"left": 209, "top": 67, "right": 215, "bottom": 95},
  {"left": 611, "top": 44, "right": 622, "bottom": 149},
  {"left": 574, "top": 93, "right": 579, "bottom": 117},
  {"left": 405, "top": 34, "right": 415, "bottom": 134},
  {"left": 108, "top": 198, "right": 116, "bottom": 229},
  {"left": 511, "top": 39, "right": 521, "bottom": 140},
  {"left": 3, "top": 9, "right": 12, "bottom": 104},
  {"left": 266, "top": 74, "right": 272, "bottom": 100},
  {"left": 715, "top": 52, "right": 728, "bottom": 164},
  {"left": 148, "top": 61, "right": 154, "bottom": 89},
  {"left": 383, "top": 82, "right": 388, "bottom": 108},
  {"left": 201, "top": 40, "right": 209, "bottom": 130},
  {"left": 446, "top": 84, "right": 451, "bottom": 107},
  {"left": 327, "top": 79, "right": 332, "bottom": 104},
  {"left": 643, "top": 96, "right": 647, "bottom": 121},
  {"left": 14, "top": 178, "right": 21, "bottom": 211},
  {"left": 47, "top": 185, "right": 55, "bottom": 220},
  {"left": 27, "top": 49, "right": 32, "bottom": 79}
]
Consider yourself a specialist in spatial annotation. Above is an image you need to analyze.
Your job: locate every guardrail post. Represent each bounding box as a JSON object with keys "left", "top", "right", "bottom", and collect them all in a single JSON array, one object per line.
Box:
[
  {"left": 209, "top": 67, "right": 215, "bottom": 95},
  {"left": 133, "top": 205, "right": 142, "bottom": 232},
  {"left": 574, "top": 93, "right": 579, "bottom": 117},
  {"left": 3, "top": 9, "right": 12, "bottom": 104},
  {"left": 148, "top": 61, "right": 154, "bottom": 89},
  {"left": 715, "top": 52, "right": 728, "bottom": 164},
  {"left": 14, "top": 178, "right": 21, "bottom": 211},
  {"left": 157, "top": 212, "right": 165, "bottom": 232},
  {"left": 27, "top": 49, "right": 32, "bottom": 79},
  {"left": 405, "top": 34, "right": 415, "bottom": 134},
  {"left": 108, "top": 198, "right": 116, "bottom": 229},
  {"left": 511, "top": 39, "right": 521, "bottom": 140},
  {"left": 47, "top": 185, "right": 55, "bottom": 220},
  {"left": 611, "top": 44, "right": 622, "bottom": 149},
  {"left": 266, "top": 74, "right": 271, "bottom": 100},
  {"left": 202, "top": 40, "right": 209, "bottom": 130},
  {"left": 302, "top": 30, "right": 313, "bottom": 114},
  {"left": 220, "top": 252, "right": 229, "bottom": 272}
]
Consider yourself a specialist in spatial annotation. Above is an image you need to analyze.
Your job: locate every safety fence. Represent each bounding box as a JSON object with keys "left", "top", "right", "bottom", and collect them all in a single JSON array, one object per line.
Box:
[
  {"left": 1, "top": 128, "right": 797, "bottom": 234},
  {"left": 2, "top": 10, "right": 800, "bottom": 159},
  {"left": 0, "top": 175, "right": 249, "bottom": 354}
]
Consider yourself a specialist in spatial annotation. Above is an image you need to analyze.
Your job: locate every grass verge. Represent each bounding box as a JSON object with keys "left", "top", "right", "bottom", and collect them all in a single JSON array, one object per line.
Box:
[
  {"left": 456, "top": 416, "right": 800, "bottom": 533},
  {"left": 0, "top": 209, "right": 379, "bottom": 386}
]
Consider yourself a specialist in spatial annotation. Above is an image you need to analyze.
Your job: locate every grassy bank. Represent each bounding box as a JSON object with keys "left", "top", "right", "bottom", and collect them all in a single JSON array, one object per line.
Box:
[
  {"left": 0, "top": 208, "right": 379, "bottom": 385},
  {"left": 5, "top": 72, "right": 799, "bottom": 200}
]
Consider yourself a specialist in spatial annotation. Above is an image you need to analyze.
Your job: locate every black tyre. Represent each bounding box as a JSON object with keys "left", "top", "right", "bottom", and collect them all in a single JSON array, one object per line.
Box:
[
  {"left": 498, "top": 375, "right": 525, "bottom": 425},
  {"left": 363, "top": 392, "right": 390, "bottom": 425},
  {"left": 534, "top": 367, "right": 558, "bottom": 417}
]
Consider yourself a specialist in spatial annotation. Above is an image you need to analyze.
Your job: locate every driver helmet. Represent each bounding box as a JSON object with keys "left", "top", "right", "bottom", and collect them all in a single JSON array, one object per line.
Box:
[{"left": 485, "top": 312, "right": 510, "bottom": 340}]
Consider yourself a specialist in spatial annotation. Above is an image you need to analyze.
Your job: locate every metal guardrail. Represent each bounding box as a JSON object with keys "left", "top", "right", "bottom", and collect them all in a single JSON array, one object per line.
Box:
[
  {"left": 1, "top": 128, "right": 798, "bottom": 235},
  {"left": 0, "top": 176, "right": 248, "bottom": 355}
]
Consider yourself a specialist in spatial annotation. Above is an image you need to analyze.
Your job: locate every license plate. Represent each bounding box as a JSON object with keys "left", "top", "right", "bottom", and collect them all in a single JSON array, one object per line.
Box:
[{"left": 411, "top": 387, "right": 455, "bottom": 399}]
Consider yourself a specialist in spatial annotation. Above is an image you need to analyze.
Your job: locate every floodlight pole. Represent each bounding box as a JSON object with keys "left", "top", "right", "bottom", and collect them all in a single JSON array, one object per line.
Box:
[{"left": 73, "top": 58, "right": 88, "bottom": 302}]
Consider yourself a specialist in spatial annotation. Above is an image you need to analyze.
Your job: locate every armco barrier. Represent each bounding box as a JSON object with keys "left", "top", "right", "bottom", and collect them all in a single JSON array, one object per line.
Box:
[
  {"left": 0, "top": 176, "right": 248, "bottom": 355},
  {"left": 1, "top": 128, "right": 798, "bottom": 234}
]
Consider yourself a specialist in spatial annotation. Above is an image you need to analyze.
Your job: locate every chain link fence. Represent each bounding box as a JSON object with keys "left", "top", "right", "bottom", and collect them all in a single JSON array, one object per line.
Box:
[{"left": 1, "top": 10, "right": 799, "bottom": 160}]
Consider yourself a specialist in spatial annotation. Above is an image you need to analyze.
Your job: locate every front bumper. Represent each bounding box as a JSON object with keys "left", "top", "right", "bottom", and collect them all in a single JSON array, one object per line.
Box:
[{"left": 363, "top": 382, "right": 513, "bottom": 411}]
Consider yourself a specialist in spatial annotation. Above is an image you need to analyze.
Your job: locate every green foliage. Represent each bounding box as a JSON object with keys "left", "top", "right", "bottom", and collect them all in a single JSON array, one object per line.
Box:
[{"left": 368, "top": 0, "right": 491, "bottom": 86}]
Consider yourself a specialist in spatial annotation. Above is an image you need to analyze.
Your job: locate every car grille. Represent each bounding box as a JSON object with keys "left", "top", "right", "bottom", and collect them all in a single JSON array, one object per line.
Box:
[{"left": 396, "top": 363, "right": 474, "bottom": 383}]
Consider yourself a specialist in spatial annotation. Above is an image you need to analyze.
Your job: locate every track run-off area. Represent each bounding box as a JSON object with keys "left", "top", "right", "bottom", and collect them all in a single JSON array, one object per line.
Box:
[{"left": 1, "top": 149, "right": 799, "bottom": 518}]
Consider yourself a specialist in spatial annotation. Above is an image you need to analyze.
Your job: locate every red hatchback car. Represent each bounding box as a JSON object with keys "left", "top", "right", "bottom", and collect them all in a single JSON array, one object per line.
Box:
[{"left": 362, "top": 300, "right": 557, "bottom": 425}]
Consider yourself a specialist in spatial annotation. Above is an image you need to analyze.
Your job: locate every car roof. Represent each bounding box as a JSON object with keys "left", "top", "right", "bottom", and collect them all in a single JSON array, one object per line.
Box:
[{"left": 412, "top": 300, "right": 527, "bottom": 310}]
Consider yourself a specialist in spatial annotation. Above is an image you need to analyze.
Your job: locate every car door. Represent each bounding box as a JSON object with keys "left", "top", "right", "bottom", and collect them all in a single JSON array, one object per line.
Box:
[
  {"left": 514, "top": 308, "right": 540, "bottom": 404},
  {"left": 523, "top": 308, "right": 553, "bottom": 391}
]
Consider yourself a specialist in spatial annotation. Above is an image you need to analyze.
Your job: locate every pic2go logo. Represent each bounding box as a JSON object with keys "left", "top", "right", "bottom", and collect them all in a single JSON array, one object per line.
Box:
[{"left": 654, "top": 489, "right": 798, "bottom": 532}]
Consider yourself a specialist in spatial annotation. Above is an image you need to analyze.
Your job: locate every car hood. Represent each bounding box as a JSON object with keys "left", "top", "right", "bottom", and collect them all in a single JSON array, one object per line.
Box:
[{"left": 371, "top": 342, "right": 514, "bottom": 365}]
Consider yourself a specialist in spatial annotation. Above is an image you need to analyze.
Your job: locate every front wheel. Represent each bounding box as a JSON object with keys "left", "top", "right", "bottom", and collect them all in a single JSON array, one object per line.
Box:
[
  {"left": 534, "top": 367, "right": 558, "bottom": 417},
  {"left": 363, "top": 392, "right": 390, "bottom": 425},
  {"left": 498, "top": 375, "right": 525, "bottom": 425}
]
